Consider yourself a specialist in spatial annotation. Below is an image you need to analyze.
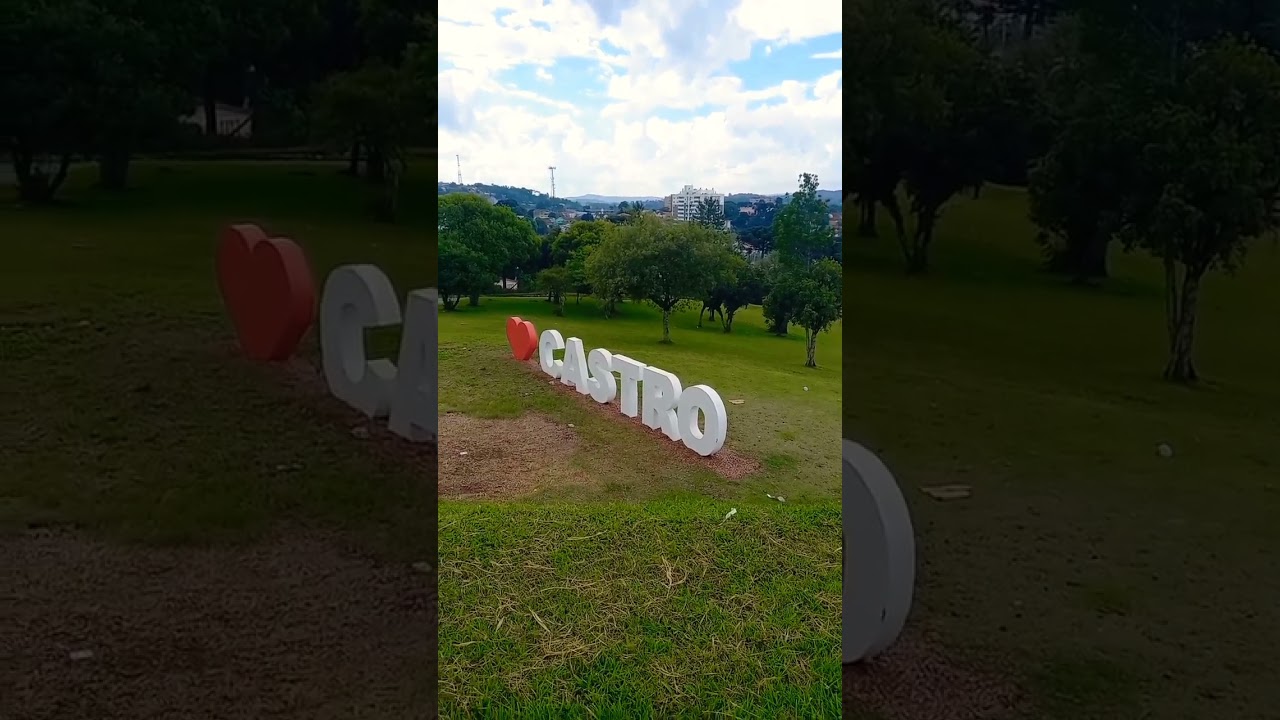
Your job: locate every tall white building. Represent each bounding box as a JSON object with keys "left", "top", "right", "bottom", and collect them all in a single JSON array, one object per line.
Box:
[{"left": 664, "top": 185, "right": 724, "bottom": 222}]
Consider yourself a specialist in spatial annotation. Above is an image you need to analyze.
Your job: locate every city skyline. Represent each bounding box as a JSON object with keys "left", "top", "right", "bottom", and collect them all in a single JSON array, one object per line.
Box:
[{"left": 437, "top": 0, "right": 842, "bottom": 198}]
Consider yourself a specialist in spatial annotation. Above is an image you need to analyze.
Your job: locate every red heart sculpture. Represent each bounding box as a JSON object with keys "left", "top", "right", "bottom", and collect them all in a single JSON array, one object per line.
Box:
[
  {"left": 216, "top": 223, "right": 316, "bottom": 362},
  {"left": 506, "top": 316, "right": 538, "bottom": 360}
]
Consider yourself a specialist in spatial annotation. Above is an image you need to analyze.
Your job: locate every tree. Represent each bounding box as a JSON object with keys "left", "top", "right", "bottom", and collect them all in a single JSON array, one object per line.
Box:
[
  {"left": 552, "top": 219, "right": 616, "bottom": 301},
  {"left": 773, "top": 173, "right": 835, "bottom": 267},
  {"left": 311, "top": 46, "right": 431, "bottom": 221},
  {"left": 197, "top": 0, "right": 324, "bottom": 140},
  {"left": 438, "top": 237, "right": 490, "bottom": 310},
  {"left": 739, "top": 225, "right": 774, "bottom": 255},
  {"left": 438, "top": 193, "right": 539, "bottom": 305},
  {"left": 895, "top": 27, "right": 1009, "bottom": 273},
  {"left": 693, "top": 196, "right": 726, "bottom": 229},
  {"left": 583, "top": 234, "right": 630, "bottom": 318},
  {"left": 1113, "top": 37, "right": 1280, "bottom": 382},
  {"left": 718, "top": 259, "right": 766, "bottom": 333},
  {"left": 550, "top": 219, "right": 613, "bottom": 265},
  {"left": 1, "top": 0, "right": 216, "bottom": 200},
  {"left": 536, "top": 266, "right": 571, "bottom": 315},
  {"left": 594, "top": 215, "right": 737, "bottom": 343},
  {"left": 786, "top": 259, "right": 843, "bottom": 367}
]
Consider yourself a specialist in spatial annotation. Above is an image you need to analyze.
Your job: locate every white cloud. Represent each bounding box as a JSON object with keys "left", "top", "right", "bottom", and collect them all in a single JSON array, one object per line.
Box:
[
  {"left": 437, "top": 0, "right": 842, "bottom": 197},
  {"left": 811, "top": 49, "right": 841, "bottom": 60}
]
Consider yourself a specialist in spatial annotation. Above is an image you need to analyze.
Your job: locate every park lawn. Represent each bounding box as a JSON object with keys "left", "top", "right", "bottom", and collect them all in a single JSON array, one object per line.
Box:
[
  {"left": 438, "top": 294, "right": 843, "bottom": 502},
  {"left": 437, "top": 498, "right": 841, "bottom": 719},
  {"left": 1, "top": 160, "right": 434, "bottom": 548},
  {"left": 850, "top": 185, "right": 1280, "bottom": 719},
  {"left": 437, "top": 280, "right": 844, "bottom": 714}
]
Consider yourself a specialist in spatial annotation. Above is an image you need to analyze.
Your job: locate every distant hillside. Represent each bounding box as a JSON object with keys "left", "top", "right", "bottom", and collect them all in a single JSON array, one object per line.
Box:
[
  {"left": 438, "top": 181, "right": 583, "bottom": 210},
  {"left": 728, "top": 190, "right": 843, "bottom": 207},
  {"left": 564, "top": 194, "right": 664, "bottom": 204},
  {"left": 440, "top": 182, "right": 841, "bottom": 209}
]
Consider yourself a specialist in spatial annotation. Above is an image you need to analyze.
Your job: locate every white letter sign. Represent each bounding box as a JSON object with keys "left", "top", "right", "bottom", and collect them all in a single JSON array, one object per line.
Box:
[
  {"left": 611, "top": 354, "right": 645, "bottom": 419},
  {"left": 843, "top": 439, "right": 915, "bottom": 664},
  {"left": 320, "top": 264, "right": 437, "bottom": 444},
  {"left": 387, "top": 289, "right": 439, "bottom": 442},
  {"left": 539, "top": 329, "right": 565, "bottom": 378},
  {"left": 320, "top": 265, "right": 401, "bottom": 418},
  {"left": 527, "top": 321, "right": 728, "bottom": 456}
]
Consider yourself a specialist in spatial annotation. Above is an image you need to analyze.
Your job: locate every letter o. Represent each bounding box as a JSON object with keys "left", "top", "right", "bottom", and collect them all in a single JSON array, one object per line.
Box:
[
  {"left": 843, "top": 439, "right": 915, "bottom": 664},
  {"left": 674, "top": 384, "right": 727, "bottom": 457}
]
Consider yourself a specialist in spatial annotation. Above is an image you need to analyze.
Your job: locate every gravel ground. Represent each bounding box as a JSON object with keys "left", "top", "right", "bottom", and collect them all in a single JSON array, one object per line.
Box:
[
  {"left": 843, "top": 629, "right": 1023, "bottom": 720},
  {"left": 0, "top": 528, "right": 437, "bottom": 720}
]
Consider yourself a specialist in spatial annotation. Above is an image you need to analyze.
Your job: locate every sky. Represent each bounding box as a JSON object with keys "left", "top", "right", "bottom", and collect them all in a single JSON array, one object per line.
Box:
[{"left": 437, "top": 0, "right": 842, "bottom": 198}]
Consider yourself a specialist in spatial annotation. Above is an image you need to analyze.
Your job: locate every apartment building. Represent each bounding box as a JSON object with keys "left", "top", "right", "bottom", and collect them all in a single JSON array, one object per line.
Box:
[{"left": 664, "top": 185, "right": 724, "bottom": 222}]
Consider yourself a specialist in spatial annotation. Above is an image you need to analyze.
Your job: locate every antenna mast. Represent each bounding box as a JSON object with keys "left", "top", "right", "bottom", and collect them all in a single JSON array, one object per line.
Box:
[
  {"left": 548, "top": 166, "right": 556, "bottom": 198},
  {"left": 456, "top": 155, "right": 462, "bottom": 185}
]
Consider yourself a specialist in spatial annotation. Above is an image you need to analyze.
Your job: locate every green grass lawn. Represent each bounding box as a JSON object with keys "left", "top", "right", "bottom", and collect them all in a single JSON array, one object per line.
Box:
[
  {"left": 1, "top": 162, "right": 844, "bottom": 718},
  {"left": 438, "top": 499, "right": 841, "bottom": 719},
  {"left": 1, "top": 160, "right": 439, "bottom": 716},
  {"left": 437, "top": 286, "right": 844, "bottom": 715},
  {"left": 850, "top": 185, "right": 1280, "bottom": 719},
  {"left": 439, "top": 295, "right": 842, "bottom": 502},
  {"left": 1, "top": 161, "right": 433, "bottom": 548}
]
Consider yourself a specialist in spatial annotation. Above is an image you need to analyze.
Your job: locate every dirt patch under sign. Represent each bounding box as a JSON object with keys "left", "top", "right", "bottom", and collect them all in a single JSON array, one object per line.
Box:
[{"left": 438, "top": 412, "right": 594, "bottom": 499}]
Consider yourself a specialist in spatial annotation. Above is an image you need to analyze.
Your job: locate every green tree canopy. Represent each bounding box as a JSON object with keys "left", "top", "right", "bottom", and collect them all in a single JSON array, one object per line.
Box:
[
  {"left": 773, "top": 173, "right": 835, "bottom": 267},
  {"left": 438, "top": 193, "right": 539, "bottom": 306},
  {"left": 591, "top": 215, "right": 737, "bottom": 343}
]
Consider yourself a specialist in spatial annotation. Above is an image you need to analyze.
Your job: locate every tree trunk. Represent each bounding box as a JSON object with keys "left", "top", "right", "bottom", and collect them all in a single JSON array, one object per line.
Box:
[
  {"left": 97, "top": 148, "right": 131, "bottom": 191},
  {"left": 366, "top": 146, "right": 386, "bottom": 184},
  {"left": 203, "top": 92, "right": 219, "bottom": 137},
  {"left": 661, "top": 308, "right": 672, "bottom": 343},
  {"left": 904, "top": 208, "right": 936, "bottom": 274},
  {"left": 1052, "top": 229, "right": 1110, "bottom": 283},
  {"left": 857, "top": 197, "right": 877, "bottom": 237},
  {"left": 1164, "top": 263, "right": 1204, "bottom": 383},
  {"left": 469, "top": 291, "right": 481, "bottom": 306},
  {"left": 804, "top": 328, "right": 818, "bottom": 367},
  {"left": 723, "top": 310, "right": 735, "bottom": 333},
  {"left": 13, "top": 149, "right": 71, "bottom": 204},
  {"left": 697, "top": 304, "right": 705, "bottom": 328},
  {"left": 345, "top": 139, "right": 361, "bottom": 176},
  {"left": 771, "top": 317, "right": 789, "bottom": 336},
  {"left": 881, "top": 194, "right": 910, "bottom": 263}
]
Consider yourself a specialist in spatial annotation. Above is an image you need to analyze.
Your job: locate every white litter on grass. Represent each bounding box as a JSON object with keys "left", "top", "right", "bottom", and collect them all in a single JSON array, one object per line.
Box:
[
  {"left": 722, "top": 508, "right": 738, "bottom": 522},
  {"left": 766, "top": 493, "right": 786, "bottom": 503},
  {"left": 1157, "top": 443, "right": 1174, "bottom": 458},
  {"left": 568, "top": 423, "right": 575, "bottom": 428},
  {"left": 729, "top": 399, "right": 745, "bottom": 405},
  {"left": 803, "top": 386, "right": 809, "bottom": 391},
  {"left": 459, "top": 451, "right": 468, "bottom": 456}
]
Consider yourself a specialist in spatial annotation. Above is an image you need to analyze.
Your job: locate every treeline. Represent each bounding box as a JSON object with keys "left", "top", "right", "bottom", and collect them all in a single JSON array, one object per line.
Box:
[
  {"left": 852, "top": 0, "right": 1280, "bottom": 381},
  {"left": 439, "top": 174, "right": 844, "bottom": 368},
  {"left": 2, "top": 0, "right": 433, "bottom": 219}
]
